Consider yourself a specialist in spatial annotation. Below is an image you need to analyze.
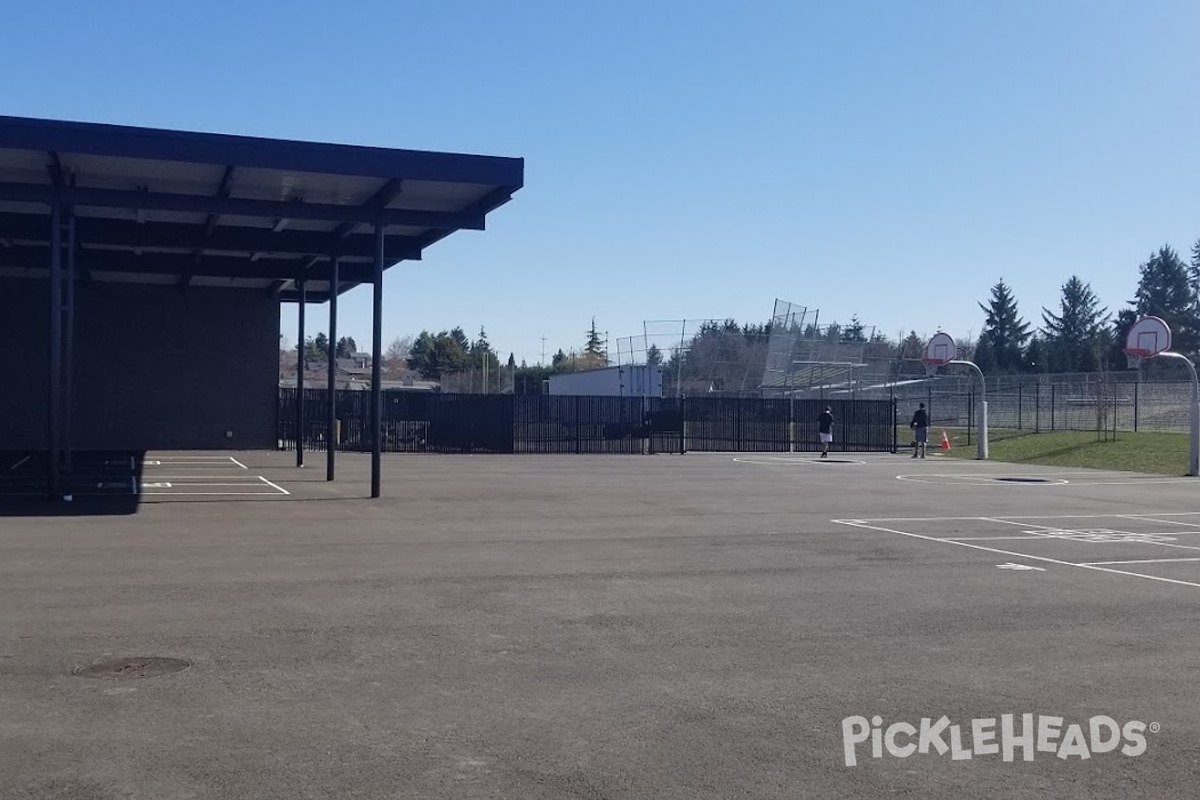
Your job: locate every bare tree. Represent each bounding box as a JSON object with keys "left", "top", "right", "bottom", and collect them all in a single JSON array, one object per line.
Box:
[{"left": 385, "top": 335, "right": 413, "bottom": 375}]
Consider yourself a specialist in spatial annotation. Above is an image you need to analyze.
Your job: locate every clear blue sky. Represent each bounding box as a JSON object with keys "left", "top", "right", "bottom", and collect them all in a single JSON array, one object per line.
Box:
[{"left": 4, "top": 1, "right": 1199, "bottom": 365}]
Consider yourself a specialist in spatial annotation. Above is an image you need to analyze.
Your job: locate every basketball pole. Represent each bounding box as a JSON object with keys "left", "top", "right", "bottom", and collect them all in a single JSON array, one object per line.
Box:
[
  {"left": 949, "top": 359, "right": 988, "bottom": 460},
  {"left": 1155, "top": 352, "right": 1199, "bottom": 476}
]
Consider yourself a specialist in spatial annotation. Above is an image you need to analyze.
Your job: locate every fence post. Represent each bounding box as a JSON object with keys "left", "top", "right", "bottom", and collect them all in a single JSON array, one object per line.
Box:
[
  {"left": 892, "top": 397, "right": 899, "bottom": 454},
  {"left": 680, "top": 397, "right": 687, "bottom": 455},
  {"left": 1035, "top": 383, "right": 1040, "bottom": 432},
  {"left": 1134, "top": 382, "right": 1139, "bottom": 433},
  {"left": 1018, "top": 385, "right": 1023, "bottom": 430},
  {"left": 576, "top": 395, "right": 582, "bottom": 455},
  {"left": 967, "top": 391, "right": 973, "bottom": 447},
  {"left": 1051, "top": 385, "right": 1056, "bottom": 431}
]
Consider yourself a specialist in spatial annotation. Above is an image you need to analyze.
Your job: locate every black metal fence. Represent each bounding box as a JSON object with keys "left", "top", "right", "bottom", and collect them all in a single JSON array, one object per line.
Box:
[{"left": 277, "top": 390, "right": 898, "bottom": 455}]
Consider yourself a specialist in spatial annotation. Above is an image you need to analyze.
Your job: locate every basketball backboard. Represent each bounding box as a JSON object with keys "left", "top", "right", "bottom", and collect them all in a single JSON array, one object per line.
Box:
[
  {"left": 923, "top": 332, "right": 957, "bottom": 367},
  {"left": 1124, "top": 316, "right": 1171, "bottom": 360}
]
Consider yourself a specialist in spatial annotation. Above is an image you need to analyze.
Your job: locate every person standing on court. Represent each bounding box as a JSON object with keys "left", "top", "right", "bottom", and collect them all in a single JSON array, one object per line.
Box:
[
  {"left": 818, "top": 405, "right": 834, "bottom": 458},
  {"left": 910, "top": 402, "right": 929, "bottom": 459}
]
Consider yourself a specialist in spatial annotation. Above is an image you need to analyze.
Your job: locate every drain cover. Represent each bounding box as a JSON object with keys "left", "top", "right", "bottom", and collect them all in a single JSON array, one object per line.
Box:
[
  {"left": 72, "top": 657, "right": 191, "bottom": 680},
  {"left": 995, "top": 477, "right": 1051, "bottom": 483}
]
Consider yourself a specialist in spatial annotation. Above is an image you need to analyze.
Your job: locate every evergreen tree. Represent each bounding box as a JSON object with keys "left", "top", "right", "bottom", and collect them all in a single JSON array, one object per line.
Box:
[
  {"left": 972, "top": 335, "right": 997, "bottom": 374},
  {"left": 1041, "top": 275, "right": 1109, "bottom": 373},
  {"left": 335, "top": 336, "right": 358, "bottom": 358},
  {"left": 900, "top": 331, "right": 925, "bottom": 360},
  {"left": 843, "top": 315, "right": 867, "bottom": 343},
  {"left": 1023, "top": 335, "right": 1049, "bottom": 374},
  {"left": 583, "top": 318, "right": 607, "bottom": 365},
  {"left": 978, "top": 279, "right": 1031, "bottom": 373},
  {"left": 1130, "top": 245, "right": 1197, "bottom": 355},
  {"left": 645, "top": 344, "right": 663, "bottom": 366}
]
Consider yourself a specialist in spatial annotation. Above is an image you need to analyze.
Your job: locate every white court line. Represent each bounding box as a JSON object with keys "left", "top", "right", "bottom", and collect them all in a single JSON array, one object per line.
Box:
[
  {"left": 943, "top": 536, "right": 1048, "bottom": 541},
  {"left": 980, "top": 516, "right": 1200, "bottom": 555},
  {"left": 1081, "top": 557, "right": 1200, "bottom": 566},
  {"left": 1119, "top": 515, "right": 1200, "bottom": 529},
  {"left": 854, "top": 511, "right": 1200, "bottom": 523},
  {"left": 732, "top": 457, "right": 868, "bottom": 466},
  {"left": 258, "top": 476, "right": 290, "bottom": 495},
  {"left": 229, "top": 457, "right": 248, "bottom": 469},
  {"left": 832, "top": 519, "right": 1200, "bottom": 590},
  {"left": 143, "top": 491, "right": 283, "bottom": 496}
]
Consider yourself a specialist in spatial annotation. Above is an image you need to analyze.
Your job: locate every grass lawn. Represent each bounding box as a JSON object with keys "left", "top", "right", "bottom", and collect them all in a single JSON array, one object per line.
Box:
[{"left": 918, "top": 428, "right": 1193, "bottom": 475}]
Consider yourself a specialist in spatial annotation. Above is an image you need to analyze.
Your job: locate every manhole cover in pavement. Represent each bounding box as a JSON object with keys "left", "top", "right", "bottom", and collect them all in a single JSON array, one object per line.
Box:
[
  {"left": 995, "top": 477, "right": 1052, "bottom": 483},
  {"left": 72, "top": 657, "right": 191, "bottom": 680}
]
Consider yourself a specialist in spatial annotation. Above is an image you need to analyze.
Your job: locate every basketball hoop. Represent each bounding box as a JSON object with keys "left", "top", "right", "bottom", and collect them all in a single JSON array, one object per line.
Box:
[
  {"left": 1123, "top": 316, "right": 1170, "bottom": 366},
  {"left": 922, "top": 333, "right": 957, "bottom": 377}
]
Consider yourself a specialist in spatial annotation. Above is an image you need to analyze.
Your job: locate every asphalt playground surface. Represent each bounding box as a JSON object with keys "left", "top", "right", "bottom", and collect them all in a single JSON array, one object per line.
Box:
[{"left": 3, "top": 448, "right": 1200, "bottom": 798}]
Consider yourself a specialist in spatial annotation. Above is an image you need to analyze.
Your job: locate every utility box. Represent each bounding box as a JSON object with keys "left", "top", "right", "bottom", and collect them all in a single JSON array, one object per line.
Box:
[{"left": 548, "top": 365, "right": 663, "bottom": 397}]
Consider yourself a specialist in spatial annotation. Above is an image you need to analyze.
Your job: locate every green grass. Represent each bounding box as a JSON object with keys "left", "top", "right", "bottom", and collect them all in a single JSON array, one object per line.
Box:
[{"left": 917, "top": 428, "right": 1192, "bottom": 475}]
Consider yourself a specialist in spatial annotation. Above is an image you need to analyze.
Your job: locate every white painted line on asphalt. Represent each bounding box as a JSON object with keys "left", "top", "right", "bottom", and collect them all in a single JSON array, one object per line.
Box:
[
  {"left": 142, "top": 491, "right": 284, "bottom": 496},
  {"left": 855, "top": 511, "right": 1200, "bottom": 523},
  {"left": 258, "top": 475, "right": 290, "bottom": 495},
  {"left": 1119, "top": 515, "right": 1200, "bottom": 529},
  {"left": 942, "top": 536, "right": 1046, "bottom": 541},
  {"left": 1081, "top": 557, "right": 1200, "bottom": 566},
  {"left": 229, "top": 457, "right": 249, "bottom": 469},
  {"left": 832, "top": 519, "right": 1200, "bottom": 590}
]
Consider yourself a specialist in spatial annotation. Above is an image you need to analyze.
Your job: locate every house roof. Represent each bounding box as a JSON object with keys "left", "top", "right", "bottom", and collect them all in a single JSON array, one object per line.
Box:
[{"left": 0, "top": 115, "right": 524, "bottom": 301}]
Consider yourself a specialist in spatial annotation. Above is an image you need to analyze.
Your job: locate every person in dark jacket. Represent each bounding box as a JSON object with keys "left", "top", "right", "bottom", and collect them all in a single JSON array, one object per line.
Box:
[
  {"left": 910, "top": 402, "right": 929, "bottom": 459},
  {"left": 818, "top": 406, "right": 834, "bottom": 458}
]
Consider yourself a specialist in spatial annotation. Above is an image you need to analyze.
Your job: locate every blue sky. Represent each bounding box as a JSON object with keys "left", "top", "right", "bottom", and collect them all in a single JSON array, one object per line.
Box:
[{"left": 3, "top": 1, "right": 1199, "bottom": 365}]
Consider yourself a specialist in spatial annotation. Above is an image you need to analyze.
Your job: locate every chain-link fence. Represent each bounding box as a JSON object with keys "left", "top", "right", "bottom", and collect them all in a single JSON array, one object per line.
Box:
[{"left": 884, "top": 379, "right": 1194, "bottom": 438}]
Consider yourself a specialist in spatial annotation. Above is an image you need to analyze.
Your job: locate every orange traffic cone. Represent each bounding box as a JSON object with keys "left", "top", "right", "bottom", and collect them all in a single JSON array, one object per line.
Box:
[{"left": 940, "top": 430, "right": 951, "bottom": 450}]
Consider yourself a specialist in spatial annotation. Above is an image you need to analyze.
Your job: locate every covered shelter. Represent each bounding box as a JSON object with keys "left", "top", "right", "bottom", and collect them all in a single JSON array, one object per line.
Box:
[{"left": 0, "top": 115, "right": 523, "bottom": 499}]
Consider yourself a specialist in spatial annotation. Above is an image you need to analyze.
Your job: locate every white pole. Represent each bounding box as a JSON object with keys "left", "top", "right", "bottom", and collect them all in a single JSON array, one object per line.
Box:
[
  {"left": 949, "top": 359, "right": 988, "bottom": 460},
  {"left": 1158, "top": 352, "right": 1199, "bottom": 476}
]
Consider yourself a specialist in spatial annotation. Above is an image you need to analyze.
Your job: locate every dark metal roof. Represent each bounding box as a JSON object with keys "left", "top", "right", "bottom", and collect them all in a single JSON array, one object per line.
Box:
[{"left": 0, "top": 115, "right": 524, "bottom": 301}]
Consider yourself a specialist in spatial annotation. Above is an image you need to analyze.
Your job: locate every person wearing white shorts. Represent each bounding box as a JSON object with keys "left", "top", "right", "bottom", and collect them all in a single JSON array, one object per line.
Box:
[{"left": 818, "top": 406, "right": 834, "bottom": 458}]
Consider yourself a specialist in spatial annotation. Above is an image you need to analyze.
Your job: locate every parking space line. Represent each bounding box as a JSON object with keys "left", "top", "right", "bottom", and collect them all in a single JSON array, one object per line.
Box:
[{"left": 258, "top": 476, "right": 290, "bottom": 495}]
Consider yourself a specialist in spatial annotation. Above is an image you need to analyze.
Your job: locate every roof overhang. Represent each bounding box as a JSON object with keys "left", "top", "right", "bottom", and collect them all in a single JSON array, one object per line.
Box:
[{"left": 0, "top": 115, "right": 524, "bottom": 301}]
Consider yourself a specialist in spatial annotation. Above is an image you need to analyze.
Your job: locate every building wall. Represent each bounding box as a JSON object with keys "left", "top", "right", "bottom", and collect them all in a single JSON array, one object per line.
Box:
[
  {"left": 548, "top": 365, "right": 663, "bottom": 397},
  {"left": 0, "top": 278, "right": 280, "bottom": 450}
]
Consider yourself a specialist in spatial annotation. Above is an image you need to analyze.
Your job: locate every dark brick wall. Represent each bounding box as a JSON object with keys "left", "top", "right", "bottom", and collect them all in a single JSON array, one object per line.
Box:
[{"left": 0, "top": 278, "right": 280, "bottom": 450}]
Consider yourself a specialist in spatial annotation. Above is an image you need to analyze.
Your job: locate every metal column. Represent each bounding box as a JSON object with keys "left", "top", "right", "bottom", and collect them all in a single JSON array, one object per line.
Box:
[
  {"left": 326, "top": 257, "right": 338, "bottom": 481},
  {"left": 296, "top": 277, "right": 306, "bottom": 467},
  {"left": 64, "top": 211, "right": 75, "bottom": 477},
  {"left": 370, "top": 225, "right": 384, "bottom": 498},
  {"left": 47, "top": 202, "right": 62, "bottom": 499}
]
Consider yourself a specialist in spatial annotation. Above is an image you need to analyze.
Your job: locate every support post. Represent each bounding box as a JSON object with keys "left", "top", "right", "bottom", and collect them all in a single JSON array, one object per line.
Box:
[
  {"left": 1156, "top": 352, "right": 1199, "bottom": 476},
  {"left": 371, "top": 224, "right": 384, "bottom": 498},
  {"left": 48, "top": 202, "right": 62, "bottom": 500},
  {"left": 326, "top": 257, "right": 339, "bottom": 481},
  {"left": 64, "top": 210, "right": 76, "bottom": 476},
  {"left": 949, "top": 360, "right": 988, "bottom": 459},
  {"left": 296, "top": 277, "right": 306, "bottom": 467}
]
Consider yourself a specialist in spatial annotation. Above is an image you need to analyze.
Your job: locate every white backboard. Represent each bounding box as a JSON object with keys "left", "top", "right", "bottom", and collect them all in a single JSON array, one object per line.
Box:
[
  {"left": 924, "top": 332, "right": 957, "bottom": 365},
  {"left": 1124, "top": 316, "right": 1171, "bottom": 359}
]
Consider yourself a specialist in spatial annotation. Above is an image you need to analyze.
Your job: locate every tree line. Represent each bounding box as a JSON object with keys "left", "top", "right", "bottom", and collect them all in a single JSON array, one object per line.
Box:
[{"left": 971, "top": 239, "right": 1200, "bottom": 374}]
